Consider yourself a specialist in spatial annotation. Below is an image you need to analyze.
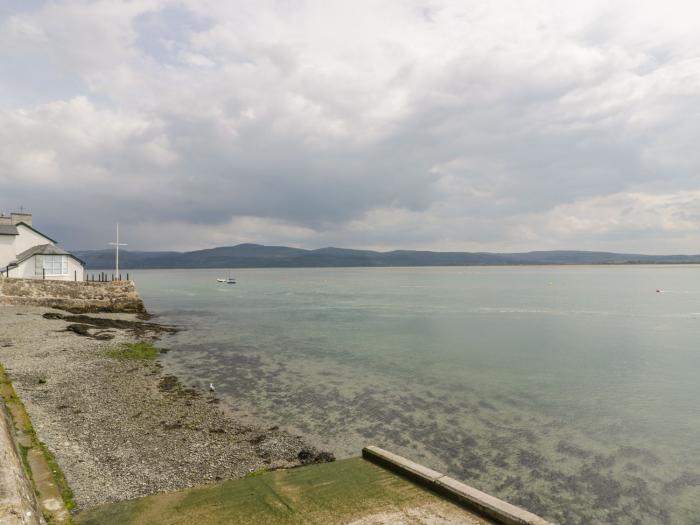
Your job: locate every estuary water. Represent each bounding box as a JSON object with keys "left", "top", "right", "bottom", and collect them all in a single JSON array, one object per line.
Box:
[{"left": 131, "top": 266, "right": 700, "bottom": 524}]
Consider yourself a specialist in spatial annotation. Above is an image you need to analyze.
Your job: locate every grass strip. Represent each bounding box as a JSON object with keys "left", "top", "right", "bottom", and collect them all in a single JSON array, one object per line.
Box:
[{"left": 106, "top": 341, "right": 159, "bottom": 361}]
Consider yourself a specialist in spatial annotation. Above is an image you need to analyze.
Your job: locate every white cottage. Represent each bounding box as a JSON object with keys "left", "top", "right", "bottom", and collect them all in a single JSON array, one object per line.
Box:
[{"left": 0, "top": 212, "right": 85, "bottom": 281}]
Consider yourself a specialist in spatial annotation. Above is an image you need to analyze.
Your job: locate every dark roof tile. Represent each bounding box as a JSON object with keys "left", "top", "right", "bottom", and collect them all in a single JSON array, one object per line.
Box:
[
  {"left": 14, "top": 243, "right": 85, "bottom": 266},
  {"left": 0, "top": 224, "right": 19, "bottom": 235}
]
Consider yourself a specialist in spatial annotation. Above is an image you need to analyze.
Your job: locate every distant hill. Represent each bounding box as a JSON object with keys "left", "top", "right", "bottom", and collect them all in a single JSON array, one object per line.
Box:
[{"left": 73, "top": 244, "right": 700, "bottom": 269}]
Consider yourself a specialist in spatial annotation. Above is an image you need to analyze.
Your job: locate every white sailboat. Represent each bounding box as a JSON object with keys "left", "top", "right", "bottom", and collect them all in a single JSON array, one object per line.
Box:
[{"left": 217, "top": 270, "right": 236, "bottom": 284}]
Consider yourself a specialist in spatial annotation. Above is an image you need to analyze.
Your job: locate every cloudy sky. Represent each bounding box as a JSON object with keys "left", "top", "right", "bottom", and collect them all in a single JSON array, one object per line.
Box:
[{"left": 1, "top": 1, "right": 699, "bottom": 253}]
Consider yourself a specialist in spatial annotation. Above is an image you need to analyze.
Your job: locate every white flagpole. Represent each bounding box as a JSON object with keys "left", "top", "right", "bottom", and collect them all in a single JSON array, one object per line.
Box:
[{"left": 109, "top": 223, "right": 128, "bottom": 280}]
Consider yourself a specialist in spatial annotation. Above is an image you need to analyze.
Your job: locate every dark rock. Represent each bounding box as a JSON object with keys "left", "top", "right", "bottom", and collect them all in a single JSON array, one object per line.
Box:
[
  {"left": 315, "top": 451, "right": 336, "bottom": 463},
  {"left": 56, "top": 313, "right": 176, "bottom": 337},
  {"left": 158, "top": 375, "right": 179, "bottom": 392},
  {"left": 297, "top": 447, "right": 336, "bottom": 465},
  {"left": 65, "top": 323, "right": 92, "bottom": 336}
]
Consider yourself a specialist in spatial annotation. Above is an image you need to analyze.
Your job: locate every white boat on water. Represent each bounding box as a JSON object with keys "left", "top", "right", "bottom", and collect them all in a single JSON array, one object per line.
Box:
[{"left": 217, "top": 270, "right": 236, "bottom": 284}]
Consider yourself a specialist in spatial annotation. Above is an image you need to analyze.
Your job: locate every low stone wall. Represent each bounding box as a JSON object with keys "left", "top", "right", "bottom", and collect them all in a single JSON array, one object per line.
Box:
[{"left": 0, "top": 278, "right": 145, "bottom": 314}]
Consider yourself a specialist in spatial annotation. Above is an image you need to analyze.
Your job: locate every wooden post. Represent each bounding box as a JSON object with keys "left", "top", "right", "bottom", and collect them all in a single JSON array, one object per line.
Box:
[
  {"left": 42, "top": 268, "right": 45, "bottom": 280},
  {"left": 126, "top": 273, "right": 129, "bottom": 281},
  {"left": 119, "top": 273, "right": 121, "bottom": 281},
  {"left": 74, "top": 270, "right": 77, "bottom": 282}
]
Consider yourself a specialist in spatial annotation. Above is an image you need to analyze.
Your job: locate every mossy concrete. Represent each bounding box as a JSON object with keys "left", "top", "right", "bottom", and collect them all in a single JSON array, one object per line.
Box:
[
  {"left": 75, "top": 458, "right": 490, "bottom": 525},
  {"left": 1, "top": 364, "right": 71, "bottom": 524}
]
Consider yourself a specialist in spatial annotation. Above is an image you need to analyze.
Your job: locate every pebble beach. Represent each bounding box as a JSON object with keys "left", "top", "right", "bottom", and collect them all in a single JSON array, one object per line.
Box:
[{"left": 0, "top": 305, "right": 328, "bottom": 511}]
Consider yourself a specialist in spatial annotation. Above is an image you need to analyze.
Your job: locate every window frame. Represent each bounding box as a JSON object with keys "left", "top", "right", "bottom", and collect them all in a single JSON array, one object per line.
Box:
[{"left": 36, "top": 255, "right": 68, "bottom": 276}]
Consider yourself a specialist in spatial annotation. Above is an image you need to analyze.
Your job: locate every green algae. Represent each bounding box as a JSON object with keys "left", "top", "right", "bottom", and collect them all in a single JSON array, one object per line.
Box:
[
  {"left": 75, "top": 458, "right": 479, "bottom": 525},
  {"left": 106, "top": 341, "right": 159, "bottom": 361}
]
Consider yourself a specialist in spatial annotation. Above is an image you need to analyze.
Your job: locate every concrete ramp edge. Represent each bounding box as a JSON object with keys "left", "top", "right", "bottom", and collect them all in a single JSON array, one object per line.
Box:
[{"left": 362, "top": 445, "right": 555, "bottom": 525}]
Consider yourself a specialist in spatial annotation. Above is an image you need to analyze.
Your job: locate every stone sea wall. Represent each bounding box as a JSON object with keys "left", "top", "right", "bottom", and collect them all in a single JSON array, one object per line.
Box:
[
  {"left": 0, "top": 278, "right": 145, "bottom": 314},
  {"left": 0, "top": 398, "right": 43, "bottom": 525}
]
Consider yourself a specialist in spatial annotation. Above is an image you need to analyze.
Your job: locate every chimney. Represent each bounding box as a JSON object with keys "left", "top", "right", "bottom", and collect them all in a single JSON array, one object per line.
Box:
[
  {"left": 10, "top": 212, "right": 32, "bottom": 226},
  {"left": 0, "top": 213, "right": 11, "bottom": 226}
]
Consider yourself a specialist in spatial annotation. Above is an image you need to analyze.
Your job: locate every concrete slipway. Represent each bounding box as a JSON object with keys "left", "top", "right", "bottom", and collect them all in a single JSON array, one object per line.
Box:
[{"left": 75, "top": 447, "right": 553, "bottom": 525}]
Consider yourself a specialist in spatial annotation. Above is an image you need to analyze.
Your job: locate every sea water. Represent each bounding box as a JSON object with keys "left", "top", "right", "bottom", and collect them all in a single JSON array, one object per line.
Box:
[{"left": 130, "top": 266, "right": 700, "bottom": 524}]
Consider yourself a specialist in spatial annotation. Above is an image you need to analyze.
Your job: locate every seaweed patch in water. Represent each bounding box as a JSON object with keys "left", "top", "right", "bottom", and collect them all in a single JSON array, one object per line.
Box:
[{"left": 556, "top": 440, "right": 591, "bottom": 459}]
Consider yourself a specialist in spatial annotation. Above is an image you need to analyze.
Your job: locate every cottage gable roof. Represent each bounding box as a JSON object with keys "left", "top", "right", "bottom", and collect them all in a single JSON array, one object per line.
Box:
[
  {"left": 15, "top": 221, "right": 57, "bottom": 243},
  {"left": 13, "top": 243, "right": 85, "bottom": 266}
]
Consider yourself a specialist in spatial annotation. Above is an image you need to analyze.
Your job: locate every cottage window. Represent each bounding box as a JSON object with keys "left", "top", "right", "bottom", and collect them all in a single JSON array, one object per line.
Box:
[{"left": 35, "top": 255, "right": 67, "bottom": 276}]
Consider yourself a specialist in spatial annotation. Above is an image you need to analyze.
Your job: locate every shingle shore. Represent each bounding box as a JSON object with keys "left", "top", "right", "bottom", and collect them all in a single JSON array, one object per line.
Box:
[{"left": 0, "top": 306, "right": 329, "bottom": 511}]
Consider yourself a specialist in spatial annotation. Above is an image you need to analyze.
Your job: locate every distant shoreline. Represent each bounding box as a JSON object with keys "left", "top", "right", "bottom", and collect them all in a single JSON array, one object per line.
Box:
[
  {"left": 74, "top": 244, "right": 700, "bottom": 270},
  {"left": 81, "top": 261, "right": 700, "bottom": 271}
]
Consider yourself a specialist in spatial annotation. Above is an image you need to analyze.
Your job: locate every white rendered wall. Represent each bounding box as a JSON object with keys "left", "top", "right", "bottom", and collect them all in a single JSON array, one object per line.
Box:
[
  {"left": 13, "top": 259, "right": 35, "bottom": 279},
  {"left": 0, "top": 237, "right": 15, "bottom": 268},
  {"left": 13, "top": 256, "right": 84, "bottom": 281},
  {"left": 64, "top": 257, "right": 85, "bottom": 281},
  {"left": 13, "top": 224, "right": 54, "bottom": 254}
]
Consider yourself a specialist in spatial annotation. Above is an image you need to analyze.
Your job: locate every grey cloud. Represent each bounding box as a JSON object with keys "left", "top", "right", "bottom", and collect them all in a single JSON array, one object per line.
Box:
[{"left": 1, "top": 1, "right": 700, "bottom": 253}]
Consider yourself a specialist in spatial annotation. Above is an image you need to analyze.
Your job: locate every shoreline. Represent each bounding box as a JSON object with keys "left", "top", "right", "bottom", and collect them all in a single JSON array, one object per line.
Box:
[{"left": 0, "top": 305, "right": 332, "bottom": 513}]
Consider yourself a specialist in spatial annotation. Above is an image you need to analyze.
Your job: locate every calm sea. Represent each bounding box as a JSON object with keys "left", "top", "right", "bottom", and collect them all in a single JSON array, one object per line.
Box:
[{"left": 130, "top": 266, "right": 700, "bottom": 524}]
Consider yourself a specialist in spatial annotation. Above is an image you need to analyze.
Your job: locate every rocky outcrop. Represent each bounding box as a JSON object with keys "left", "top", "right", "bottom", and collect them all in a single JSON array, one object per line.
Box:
[{"left": 0, "top": 278, "right": 145, "bottom": 314}]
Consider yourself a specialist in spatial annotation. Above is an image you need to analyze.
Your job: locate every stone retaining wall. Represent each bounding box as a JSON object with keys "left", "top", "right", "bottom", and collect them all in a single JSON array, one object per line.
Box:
[
  {"left": 0, "top": 278, "right": 145, "bottom": 314},
  {"left": 0, "top": 400, "right": 43, "bottom": 525}
]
